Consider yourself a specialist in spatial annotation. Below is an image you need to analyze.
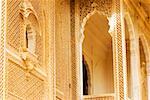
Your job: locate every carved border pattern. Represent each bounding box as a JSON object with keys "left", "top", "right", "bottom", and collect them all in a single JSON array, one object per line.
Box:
[
  {"left": 70, "top": 0, "right": 78, "bottom": 99},
  {"left": 0, "top": 0, "right": 6, "bottom": 99},
  {"left": 113, "top": 0, "right": 128, "bottom": 99}
]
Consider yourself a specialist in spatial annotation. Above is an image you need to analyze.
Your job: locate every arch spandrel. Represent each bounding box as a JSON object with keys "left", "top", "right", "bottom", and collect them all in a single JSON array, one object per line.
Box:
[
  {"left": 80, "top": 10, "right": 112, "bottom": 43},
  {"left": 79, "top": 0, "right": 113, "bottom": 43},
  {"left": 80, "top": 0, "right": 113, "bottom": 21}
]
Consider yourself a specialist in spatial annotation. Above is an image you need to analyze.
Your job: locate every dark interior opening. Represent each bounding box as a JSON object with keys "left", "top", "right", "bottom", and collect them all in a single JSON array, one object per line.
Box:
[
  {"left": 82, "top": 55, "right": 89, "bottom": 95},
  {"left": 25, "top": 28, "right": 28, "bottom": 48}
]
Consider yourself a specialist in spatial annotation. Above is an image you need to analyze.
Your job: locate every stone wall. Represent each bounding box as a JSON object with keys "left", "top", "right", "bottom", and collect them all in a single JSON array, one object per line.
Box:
[{"left": 5, "top": 0, "right": 47, "bottom": 99}]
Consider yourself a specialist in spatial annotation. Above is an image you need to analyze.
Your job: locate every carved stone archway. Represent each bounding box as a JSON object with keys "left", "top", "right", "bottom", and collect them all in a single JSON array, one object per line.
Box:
[
  {"left": 79, "top": 0, "right": 128, "bottom": 99},
  {"left": 79, "top": 0, "right": 113, "bottom": 43},
  {"left": 79, "top": 0, "right": 114, "bottom": 98}
]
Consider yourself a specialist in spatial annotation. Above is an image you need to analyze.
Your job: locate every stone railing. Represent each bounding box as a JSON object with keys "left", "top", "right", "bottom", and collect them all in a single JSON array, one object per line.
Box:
[{"left": 83, "top": 93, "right": 114, "bottom": 100}]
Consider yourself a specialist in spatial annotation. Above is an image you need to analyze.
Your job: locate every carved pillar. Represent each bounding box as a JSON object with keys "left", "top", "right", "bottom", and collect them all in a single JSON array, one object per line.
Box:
[
  {"left": 147, "top": 65, "right": 150, "bottom": 100},
  {"left": 112, "top": 0, "right": 128, "bottom": 99},
  {"left": 75, "top": 0, "right": 82, "bottom": 99},
  {"left": 45, "top": 0, "right": 56, "bottom": 99},
  {"left": 130, "top": 33, "right": 141, "bottom": 100},
  {"left": 0, "top": 0, "right": 6, "bottom": 99},
  {"left": 147, "top": 64, "right": 150, "bottom": 100}
]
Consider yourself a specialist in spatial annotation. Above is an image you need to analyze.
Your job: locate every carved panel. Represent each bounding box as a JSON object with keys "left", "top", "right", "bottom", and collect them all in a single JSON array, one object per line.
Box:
[
  {"left": 6, "top": 0, "right": 21, "bottom": 52},
  {"left": 55, "top": 0, "right": 71, "bottom": 99},
  {"left": 7, "top": 60, "right": 44, "bottom": 99}
]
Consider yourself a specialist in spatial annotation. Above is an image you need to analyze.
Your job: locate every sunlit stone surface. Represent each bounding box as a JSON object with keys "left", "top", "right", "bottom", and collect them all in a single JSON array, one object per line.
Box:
[{"left": 0, "top": 0, "right": 150, "bottom": 100}]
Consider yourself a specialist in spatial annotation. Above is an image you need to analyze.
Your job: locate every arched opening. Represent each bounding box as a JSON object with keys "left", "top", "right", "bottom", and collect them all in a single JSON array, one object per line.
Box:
[
  {"left": 82, "top": 12, "right": 114, "bottom": 95},
  {"left": 28, "top": 13, "right": 40, "bottom": 34},
  {"left": 139, "top": 39, "right": 148, "bottom": 100},
  {"left": 23, "top": 13, "right": 40, "bottom": 54},
  {"left": 25, "top": 24, "right": 36, "bottom": 53}
]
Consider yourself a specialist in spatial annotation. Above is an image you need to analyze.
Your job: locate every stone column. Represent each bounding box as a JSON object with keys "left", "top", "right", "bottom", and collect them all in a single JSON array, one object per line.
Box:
[
  {"left": 130, "top": 34, "right": 142, "bottom": 100},
  {"left": 112, "top": 0, "right": 128, "bottom": 99},
  {"left": 75, "top": 0, "right": 83, "bottom": 99},
  {"left": 147, "top": 63, "right": 150, "bottom": 100}
]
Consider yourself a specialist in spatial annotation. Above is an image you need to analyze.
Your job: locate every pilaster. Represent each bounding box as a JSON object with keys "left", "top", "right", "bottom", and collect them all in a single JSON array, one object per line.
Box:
[
  {"left": 112, "top": 0, "right": 128, "bottom": 99},
  {"left": 147, "top": 62, "right": 150, "bottom": 100},
  {"left": 130, "top": 34, "right": 142, "bottom": 100},
  {"left": 45, "top": 0, "right": 56, "bottom": 100}
]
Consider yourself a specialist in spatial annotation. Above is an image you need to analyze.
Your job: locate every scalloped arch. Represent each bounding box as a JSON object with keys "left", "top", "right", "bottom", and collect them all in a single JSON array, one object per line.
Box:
[{"left": 80, "top": 9, "right": 110, "bottom": 43}]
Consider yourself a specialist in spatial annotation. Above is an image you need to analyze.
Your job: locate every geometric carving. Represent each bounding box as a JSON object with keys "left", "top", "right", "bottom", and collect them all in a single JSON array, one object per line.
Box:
[
  {"left": 6, "top": 1, "right": 45, "bottom": 99},
  {"left": 7, "top": 60, "right": 44, "bottom": 100},
  {"left": 7, "top": 0, "right": 22, "bottom": 52},
  {"left": 113, "top": 0, "right": 128, "bottom": 99}
]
